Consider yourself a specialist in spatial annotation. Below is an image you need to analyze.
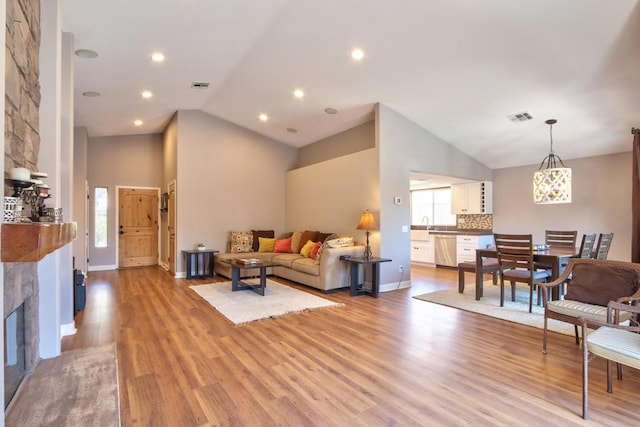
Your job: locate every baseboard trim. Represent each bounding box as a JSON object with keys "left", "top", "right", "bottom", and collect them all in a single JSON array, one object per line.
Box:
[
  {"left": 380, "top": 280, "right": 411, "bottom": 292},
  {"left": 60, "top": 321, "right": 77, "bottom": 337},
  {"left": 88, "top": 264, "right": 117, "bottom": 272}
]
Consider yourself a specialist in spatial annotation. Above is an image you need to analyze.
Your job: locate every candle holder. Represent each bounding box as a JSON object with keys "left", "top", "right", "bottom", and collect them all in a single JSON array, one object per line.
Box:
[{"left": 4, "top": 178, "right": 33, "bottom": 197}]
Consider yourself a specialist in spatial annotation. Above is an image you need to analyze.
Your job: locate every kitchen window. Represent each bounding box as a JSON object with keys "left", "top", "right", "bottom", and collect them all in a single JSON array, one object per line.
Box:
[{"left": 411, "top": 188, "right": 456, "bottom": 226}]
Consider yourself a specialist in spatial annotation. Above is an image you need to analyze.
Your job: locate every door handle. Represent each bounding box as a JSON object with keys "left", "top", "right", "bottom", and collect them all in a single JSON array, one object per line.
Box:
[{"left": 119, "top": 230, "right": 124, "bottom": 235}]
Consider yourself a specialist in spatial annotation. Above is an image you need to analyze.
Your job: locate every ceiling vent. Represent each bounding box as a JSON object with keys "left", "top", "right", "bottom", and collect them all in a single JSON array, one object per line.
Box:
[
  {"left": 507, "top": 111, "right": 534, "bottom": 122},
  {"left": 191, "top": 81, "right": 210, "bottom": 89}
]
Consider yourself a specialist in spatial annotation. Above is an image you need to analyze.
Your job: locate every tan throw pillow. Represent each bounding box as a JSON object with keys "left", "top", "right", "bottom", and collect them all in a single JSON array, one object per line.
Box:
[
  {"left": 298, "top": 230, "right": 319, "bottom": 253},
  {"left": 229, "top": 231, "right": 253, "bottom": 253},
  {"left": 290, "top": 231, "right": 302, "bottom": 253},
  {"left": 565, "top": 263, "right": 638, "bottom": 306}
]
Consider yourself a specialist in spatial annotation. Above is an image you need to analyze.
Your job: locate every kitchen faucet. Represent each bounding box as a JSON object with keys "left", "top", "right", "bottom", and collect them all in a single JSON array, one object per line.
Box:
[{"left": 421, "top": 216, "right": 430, "bottom": 229}]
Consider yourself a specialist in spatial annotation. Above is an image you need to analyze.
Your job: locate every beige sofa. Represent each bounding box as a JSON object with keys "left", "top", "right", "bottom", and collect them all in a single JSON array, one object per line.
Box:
[{"left": 213, "top": 231, "right": 364, "bottom": 292}]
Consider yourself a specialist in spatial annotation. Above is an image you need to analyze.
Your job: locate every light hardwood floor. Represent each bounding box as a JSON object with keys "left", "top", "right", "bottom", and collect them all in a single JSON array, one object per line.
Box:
[{"left": 61, "top": 264, "right": 640, "bottom": 426}]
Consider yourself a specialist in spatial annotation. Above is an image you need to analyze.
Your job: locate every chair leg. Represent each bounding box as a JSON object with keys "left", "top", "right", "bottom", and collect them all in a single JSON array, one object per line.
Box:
[
  {"left": 617, "top": 363, "right": 622, "bottom": 381},
  {"left": 543, "top": 314, "right": 548, "bottom": 354},
  {"left": 500, "top": 276, "right": 505, "bottom": 307},
  {"left": 606, "top": 360, "right": 613, "bottom": 393},
  {"left": 458, "top": 269, "right": 465, "bottom": 293},
  {"left": 492, "top": 271, "right": 498, "bottom": 285},
  {"left": 574, "top": 325, "right": 580, "bottom": 345},
  {"left": 582, "top": 331, "right": 589, "bottom": 420},
  {"left": 528, "top": 283, "right": 533, "bottom": 313},
  {"left": 510, "top": 281, "right": 516, "bottom": 302}
]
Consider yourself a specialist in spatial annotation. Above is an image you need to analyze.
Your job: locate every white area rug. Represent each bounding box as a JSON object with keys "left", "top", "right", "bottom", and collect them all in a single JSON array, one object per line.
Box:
[
  {"left": 190, "top": 279, "right": 341, "bottom": 325},
  {"left": 413, "top": 282, "right": 575, "bottom": 336}
]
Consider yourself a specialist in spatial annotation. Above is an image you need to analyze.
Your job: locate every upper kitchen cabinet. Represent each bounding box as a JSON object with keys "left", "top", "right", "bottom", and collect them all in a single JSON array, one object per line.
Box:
[{"left": 451, "top": 181, "right": 492, "bottom": 214}]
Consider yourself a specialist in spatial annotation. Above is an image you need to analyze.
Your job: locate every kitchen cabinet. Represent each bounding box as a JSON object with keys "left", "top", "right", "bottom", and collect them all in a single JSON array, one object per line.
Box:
[
  {"left": 410, "top": 230, "right": 434, "bottom": 264},
  {"left": 456, "top": 234, "right": 494, "bottom": 264},
  {"left": 451, "top": 181, "right": 492, "bottom": 214}
]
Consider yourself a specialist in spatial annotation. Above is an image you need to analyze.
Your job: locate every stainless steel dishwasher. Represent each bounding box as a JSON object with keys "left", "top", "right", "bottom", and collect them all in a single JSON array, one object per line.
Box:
[{"left": 434, "top": 234, "right": 457, "bottom": 267}]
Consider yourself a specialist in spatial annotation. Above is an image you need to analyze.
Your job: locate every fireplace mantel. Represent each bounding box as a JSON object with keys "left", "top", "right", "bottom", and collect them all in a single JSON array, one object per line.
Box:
[{"left": 1, "top": 222, "right": 77, "bottom": 262}]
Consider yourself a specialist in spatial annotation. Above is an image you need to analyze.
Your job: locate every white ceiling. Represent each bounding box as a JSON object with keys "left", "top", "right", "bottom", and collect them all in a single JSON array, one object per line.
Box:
[{"left": 61, "top": 0, "right": 640, "bottom": 169}]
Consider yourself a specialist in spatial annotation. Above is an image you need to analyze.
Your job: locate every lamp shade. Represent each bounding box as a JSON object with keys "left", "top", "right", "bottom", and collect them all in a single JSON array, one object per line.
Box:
[
  {"left": 532, "top": 119, "right": 571, "bottom": 204},
  {"left": 533, "top": 167, "right": 572, "bottom": 204},
  {"left": 356, "top": 210, "right": 375, "bottom": 230}
]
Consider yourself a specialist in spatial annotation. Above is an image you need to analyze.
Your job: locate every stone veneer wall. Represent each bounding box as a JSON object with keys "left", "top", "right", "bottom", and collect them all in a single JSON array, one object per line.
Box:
[{"left": 4, "top": 0, "right": 41, "bottom": 372}]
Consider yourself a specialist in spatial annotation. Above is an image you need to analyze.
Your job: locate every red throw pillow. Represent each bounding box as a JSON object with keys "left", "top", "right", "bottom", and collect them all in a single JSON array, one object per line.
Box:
[
  {"left": 274, "top": 237, "right": 291, "bottom": 253},
  {"left": 310, "top": 241, "right": 323, "bottom": 259}
]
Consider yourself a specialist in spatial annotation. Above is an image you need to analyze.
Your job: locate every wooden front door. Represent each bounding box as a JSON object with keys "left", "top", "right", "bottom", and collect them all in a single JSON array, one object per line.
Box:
[
  {"left": 168, "top": 182, "right": 176, "bottom": 275},
  {"left": 118, "top": 188, "right": 159, "bottom": 268}
]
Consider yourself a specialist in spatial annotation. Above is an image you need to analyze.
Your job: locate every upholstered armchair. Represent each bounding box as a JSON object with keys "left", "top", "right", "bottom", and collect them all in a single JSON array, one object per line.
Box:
[
  {"left": 579, "top": 301, "right": 640, "bottom": 420},
  {"left": 539, "top": 258, "right": 640, "bottom": 354}
]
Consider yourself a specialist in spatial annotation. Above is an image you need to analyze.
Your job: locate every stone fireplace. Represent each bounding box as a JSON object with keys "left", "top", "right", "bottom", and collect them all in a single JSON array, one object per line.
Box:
[
  {"left": 3, "top": 256, "right": 39, "bottom": 409},
  {"left": 3, "top": 0, "right": 42, "bottom": 409}
]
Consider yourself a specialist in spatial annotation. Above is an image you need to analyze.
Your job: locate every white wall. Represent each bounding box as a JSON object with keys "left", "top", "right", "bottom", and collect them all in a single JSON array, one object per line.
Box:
[
  {"left": 38, "top": 0, "right": 62, "bottom": 358},
  {"left": 493, "top": 152, "right": 632, "bottom": 261},
  {"left": 175, "top": 110, "right": 298, "bottom": 274},
  {"left": 1, "top": 0, "right": 6, "bottom": 416},
  {"left": 377, "top": 103, "right": 493, "bottom": 286},
  {"left": 286, "top": 149, "right": 379, "bottom": 245},
  {"left": 87, "top": 134, "right": 164, "bottom": 267},
  {"left": 73, "top": 127, "right": 88, "bottom": 274}
]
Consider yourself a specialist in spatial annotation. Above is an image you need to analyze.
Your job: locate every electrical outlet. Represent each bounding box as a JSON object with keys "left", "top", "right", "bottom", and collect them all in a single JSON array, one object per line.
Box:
[{"left": 399, "top": 265, "right": 404, "bottom": 273}]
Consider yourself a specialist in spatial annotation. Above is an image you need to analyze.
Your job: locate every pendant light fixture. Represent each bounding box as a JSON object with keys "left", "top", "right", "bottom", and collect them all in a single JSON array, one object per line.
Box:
[{"left": 533, "top": 119, "right": 572, "bottom": 204}]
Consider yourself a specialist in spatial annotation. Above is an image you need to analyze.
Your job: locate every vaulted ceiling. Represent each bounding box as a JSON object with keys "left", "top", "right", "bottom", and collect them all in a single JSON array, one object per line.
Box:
[{"left": 61, "top": 0, "right": 640, "bottom": 169}]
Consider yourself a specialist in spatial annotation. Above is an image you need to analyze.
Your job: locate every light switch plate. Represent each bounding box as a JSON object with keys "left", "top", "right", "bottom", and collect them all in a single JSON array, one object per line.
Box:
[{"left": 394, "top": 196, "right": 402, "bottom": 205}]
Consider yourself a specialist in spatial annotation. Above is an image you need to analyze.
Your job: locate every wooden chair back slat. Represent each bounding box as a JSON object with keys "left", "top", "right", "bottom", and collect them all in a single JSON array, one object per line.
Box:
[
  {"left": 594, "top": 233, "right": 614, "bottom": 260},
  {"left": 545, "top": 230, "right": 578, "bottom": 248}
]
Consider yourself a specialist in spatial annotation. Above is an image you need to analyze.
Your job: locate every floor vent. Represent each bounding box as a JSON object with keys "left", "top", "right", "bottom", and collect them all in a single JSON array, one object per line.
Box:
[{"left": 507, "top": 111, "right": 534, "bottom": 122}]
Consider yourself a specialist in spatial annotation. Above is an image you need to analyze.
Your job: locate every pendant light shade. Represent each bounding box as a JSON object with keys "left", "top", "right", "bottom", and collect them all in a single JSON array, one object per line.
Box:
[{"left": 533, "top": 119, "right": 571, "bottom": 204}]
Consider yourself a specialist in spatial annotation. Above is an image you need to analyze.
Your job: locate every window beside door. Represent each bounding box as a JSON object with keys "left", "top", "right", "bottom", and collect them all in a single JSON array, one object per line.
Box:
[{"left": 94, "top": 187, "right": 108, "bottom": 248}]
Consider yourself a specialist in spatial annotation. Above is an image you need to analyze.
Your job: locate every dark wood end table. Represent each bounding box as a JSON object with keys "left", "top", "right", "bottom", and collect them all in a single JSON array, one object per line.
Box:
[
  {"left": 340, "top": 256, "right": 392, "bottom": 297},
  {"left": 183, "top": 249, "right": 219, "bottom": 279}
]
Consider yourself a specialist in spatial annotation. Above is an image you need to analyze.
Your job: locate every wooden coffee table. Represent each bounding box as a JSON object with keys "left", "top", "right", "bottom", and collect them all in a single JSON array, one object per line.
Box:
[{"left": 228, "top": 259, "right": 280, "bottom": 296}]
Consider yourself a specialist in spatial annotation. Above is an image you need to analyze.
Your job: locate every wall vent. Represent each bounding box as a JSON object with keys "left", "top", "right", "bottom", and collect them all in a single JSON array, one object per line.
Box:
[
  {"left": 507, "top": 111, "right": 534, "bottom": 122},
  {"left": 191, "top": 81, "right": 210, "bottom": 89}
]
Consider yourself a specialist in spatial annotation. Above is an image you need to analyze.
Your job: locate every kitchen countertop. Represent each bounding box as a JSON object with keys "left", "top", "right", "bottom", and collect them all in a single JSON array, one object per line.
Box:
[{"left": 411, "top": 226, "right": 493, "bottom": 236}]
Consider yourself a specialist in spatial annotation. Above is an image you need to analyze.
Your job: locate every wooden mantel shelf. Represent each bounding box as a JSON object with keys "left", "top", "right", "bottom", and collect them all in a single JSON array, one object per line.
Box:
[{"left": 1, "top": 222, "right": 77, "bottom": 262}]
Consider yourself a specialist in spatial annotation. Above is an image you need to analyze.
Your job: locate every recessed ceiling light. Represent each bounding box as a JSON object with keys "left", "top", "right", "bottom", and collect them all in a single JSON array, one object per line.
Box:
[
  {"left": 82, "top": 91, "right": 101, "bottom": 97},
  {"left": 259, "top": 113, "right": 269, "bottom": 122},
  {"left": 293, "top": 89, "right": 304, "bottom": 98},
  {"left": 141, "top": 91, "right": 153, "bottom": 99},
  {"left": 286, "top": 128, "right": 298, "bottom": 133},
  {"left": 324, "top": 107, "right": 338, "bottom": 115},
  {"left": 134, "top": 119, "right": 143, "bottom": 126},
  {"left": 151, "top": 52, "right": 165, "bottom": 62},
  {"left": 75, "top": 49, "right": 98, "bottom": 59},
  {"left": 351, "top": 48, "right": 364, "bottom": 60}
]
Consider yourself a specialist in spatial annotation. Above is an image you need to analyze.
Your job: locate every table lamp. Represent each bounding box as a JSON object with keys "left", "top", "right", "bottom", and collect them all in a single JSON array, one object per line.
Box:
[{"left": 356, "top": 210, "right": 375, "bottom": 259}]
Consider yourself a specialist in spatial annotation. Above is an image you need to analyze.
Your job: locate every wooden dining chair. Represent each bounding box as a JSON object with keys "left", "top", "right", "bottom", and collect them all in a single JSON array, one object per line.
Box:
[
  {"left": 535, "top": 229, "right": 578, "bottom": 272},
  {"left": 494, "top": 233, "right": 552, "bottom": 313},
  {"left": 577, "top": 233, "right": 597, "bottom": 259},
  {"left": 594, "top": 233, "right": 614, "bottom": 260}
]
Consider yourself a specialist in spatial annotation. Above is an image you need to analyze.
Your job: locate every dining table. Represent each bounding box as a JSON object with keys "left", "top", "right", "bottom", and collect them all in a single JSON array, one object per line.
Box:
[{"left": 474, "top": 246, "right": 579, "bottom": 301}]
